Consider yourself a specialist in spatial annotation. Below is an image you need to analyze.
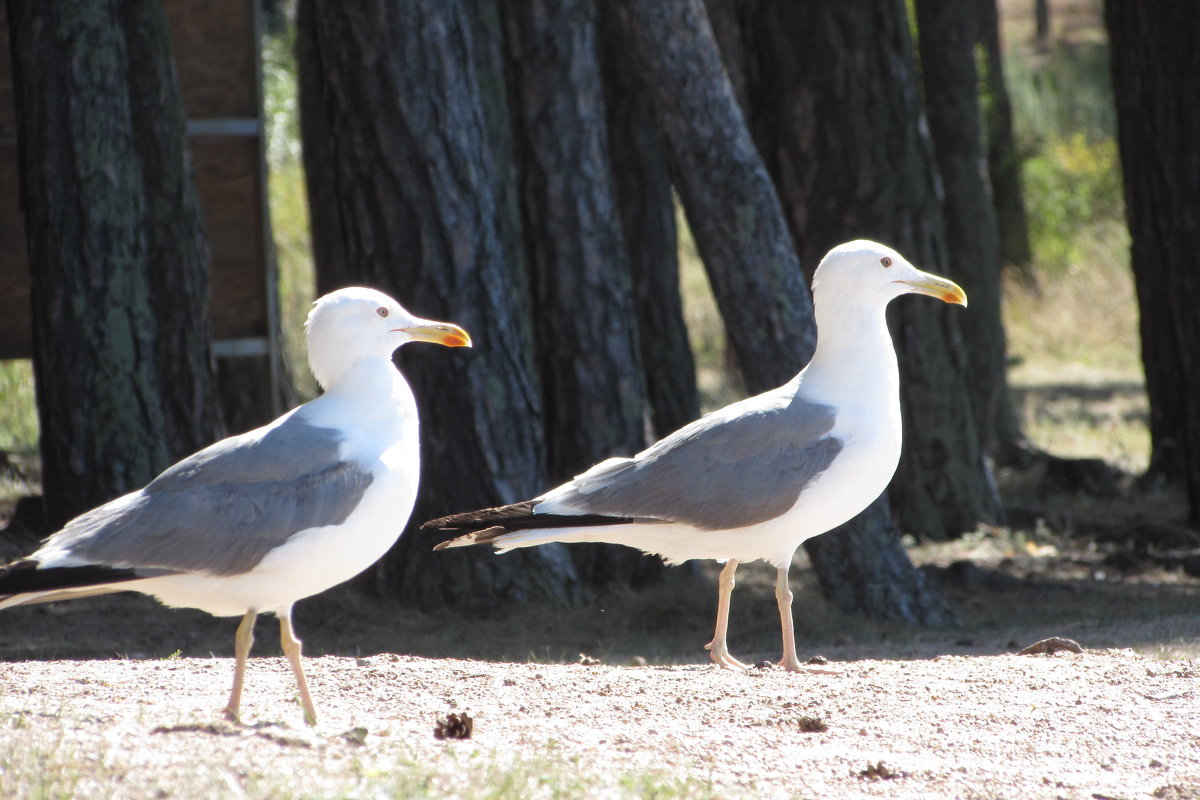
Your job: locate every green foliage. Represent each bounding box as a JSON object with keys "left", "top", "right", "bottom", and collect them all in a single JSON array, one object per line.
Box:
[
  {"left": 675, "top": 210, "right": 743, "bottom": 412},
  {"left": 0, "top": 361, "right": 39, "bottom": 454},
  {"left": 1022, "top": 133, "right": 1123, "bottom": 272},
  {"left": 262, "top": 26, "right": 302, "bottom": 170},
  {"left": 1007, "top": 42, "right": 1115, "bottom": 145},
  {"left": 1005, "top": 42, "right": 1124, "bottom": 274},
  {"left": 262, "top": 28, "right": 318, "bottom": 400}
]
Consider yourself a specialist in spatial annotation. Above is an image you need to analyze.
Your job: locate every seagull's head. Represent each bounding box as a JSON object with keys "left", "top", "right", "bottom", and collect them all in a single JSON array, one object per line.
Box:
[
  {"left": 811, "top": 240, "right": 967, "bottom": 310},
  {"left": 305, "top": 287, "right": 471, "bottom": 388}
]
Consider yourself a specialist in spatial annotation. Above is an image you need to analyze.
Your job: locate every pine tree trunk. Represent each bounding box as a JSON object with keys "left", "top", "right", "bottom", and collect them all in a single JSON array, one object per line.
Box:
[
  {"left": 605, "top": 0, "right": 814, "bottom": 393},
  {"left": 700, "top": 0, "right": 751, "bottom": 112},
  {"left": 8, "top": 0, "right": 169, "bottom": 525},
  {"left": 500, "top": 0, "right": 646, "bottom": 483},
  {"left": 502, "top": 0, "right": 668, "bottom": 588},
  {"left": 807, "top": 496, "right": 956, "bottom": 627},
  {"left": 1035, "top": 0, "right": 1051, "bottom": 46},
  {"left": 1105, "top": 0, "right": 1200, "bottom": 523},
  {"left": 914, "top": 0, "right": 1018, "bottom": 457},
  {"left": 976, "top": 0, "right": 1033, "bottom": 272},
  {"left": 737, "top": 0, "right": 1000, "bottom": 540},
  {"left": 120, "top": 0, "right": 225, "bottom": 458},
  {"left": 597, "top": 3, "right": 700, "bottom": 440},
  {"left": 297, "top": 0, "right": 581, "bottom": 606},
  {"left": 606, "top": 0, "right": 954, "bottom": 625}
]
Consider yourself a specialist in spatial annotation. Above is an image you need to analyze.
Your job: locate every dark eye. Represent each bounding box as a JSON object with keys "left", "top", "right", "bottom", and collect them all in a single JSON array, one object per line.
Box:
[
  {"left": 376, "top": 307, "right": 389, "bottom": 318},
  {"left": 880, "top": 257, "right": 893, "bottom": 267}
]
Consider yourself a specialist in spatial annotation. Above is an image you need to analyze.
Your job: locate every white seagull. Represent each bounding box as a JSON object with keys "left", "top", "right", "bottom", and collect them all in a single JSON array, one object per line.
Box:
[
  {"left": 0, "top": 287, "right": 470, "bottom": 724},
  {"left": 426, "top": 240, "right": 965, "bottom": 671}
]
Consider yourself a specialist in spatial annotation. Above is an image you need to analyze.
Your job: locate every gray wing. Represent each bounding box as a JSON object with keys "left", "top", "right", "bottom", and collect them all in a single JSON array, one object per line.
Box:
[
  {"left": 544, "top": 395, "right": 843, "bottom": 531},
  {"left": 47, "top": 415, "right": 375, "bottom": 576}
]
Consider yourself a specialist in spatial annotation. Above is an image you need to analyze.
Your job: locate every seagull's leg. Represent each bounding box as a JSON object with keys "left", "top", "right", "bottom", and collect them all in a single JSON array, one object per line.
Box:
[
  {"left": 705, "top": 559, "right": 749, "bottom": 670},
  {"left": 224, "top": 609, "right": 257, "bottom": 722},
  {"left": 278, "top": 605, "right": 318, "bottom": 726},
  {"left": 775, "top": 565, "right": 839, "bottom": 674},
  {"left": 775, "top": 565, "right": 805, "bottom": 671}
]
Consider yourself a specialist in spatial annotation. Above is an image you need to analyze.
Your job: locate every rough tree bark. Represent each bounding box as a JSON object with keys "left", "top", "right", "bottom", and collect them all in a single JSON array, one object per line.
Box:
[
  {"left": 8, "top": 0, "right": 171, "bottom": 525},
  {"left": 606, "top": 0, "right": 813, "bottom": 392},
  {"left": 500, "top": 0, "right": 646, "bottom": 483},
  {"left": 736, "top": 0, "right": 1000, "bottom": 541},
  {"left": 597, "top": 3, "right": 700, "bottom": 440},
  {"left": 297, "top": 0, "right": 580, "bottom": 606},
  {"left": 1105, "top": 0, "right": 1200, "bottom": 523},
  {"left": 502, "top": 0, "right": 668, "bottom": 589},
  {"left": 120, "top": 0, "right": 225, "bottom": 457},
  {"left": 914, "top": 0, "right": 1018, "bottom": 457},
  {"left": 976, "top": 0, "right": 1033, "bottom": 272},
  {"left": 606, "top": 0, "right": 955, "bottom": 625}
]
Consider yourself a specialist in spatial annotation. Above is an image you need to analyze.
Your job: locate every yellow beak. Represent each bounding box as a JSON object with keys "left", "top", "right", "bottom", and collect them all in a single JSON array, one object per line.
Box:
[
  {"left": 399, "top": 322, "right": 473, "bottom": 348},
  {"left": 897, "top": 272, "right": 968, "bottom": 307}
]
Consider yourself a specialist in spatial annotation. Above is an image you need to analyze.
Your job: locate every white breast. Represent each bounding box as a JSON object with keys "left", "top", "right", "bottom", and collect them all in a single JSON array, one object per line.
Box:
[{"left": 138, "top": 374, "right": 422, "bottom": 617}]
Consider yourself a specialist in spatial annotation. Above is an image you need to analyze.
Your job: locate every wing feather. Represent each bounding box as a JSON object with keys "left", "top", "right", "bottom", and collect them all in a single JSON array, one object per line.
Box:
[{"left": 33, "top": 415, "right": 375, "bottom": 577}]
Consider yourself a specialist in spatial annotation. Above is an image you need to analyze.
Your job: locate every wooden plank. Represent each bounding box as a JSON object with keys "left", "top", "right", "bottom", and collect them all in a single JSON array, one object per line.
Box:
[
  {"left": 190, "top": 136, "right": 267, "bottom": 340},
  {"left": 164, "top": 0, "right": 257, "bottom": 119}
]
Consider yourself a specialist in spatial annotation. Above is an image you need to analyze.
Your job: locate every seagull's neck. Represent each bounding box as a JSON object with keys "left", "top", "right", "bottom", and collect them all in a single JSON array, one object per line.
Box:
[
  {"left": 796, "top": 299, "right": 899, "bottom": 408},
  {"left": 317, "top": 357, "right": 415, "bottom": 420}
]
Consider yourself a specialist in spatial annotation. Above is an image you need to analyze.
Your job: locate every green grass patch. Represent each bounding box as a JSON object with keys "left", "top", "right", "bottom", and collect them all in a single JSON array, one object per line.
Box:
[{"left": 0, "top": 360, "right": 38, "bottom": 455}]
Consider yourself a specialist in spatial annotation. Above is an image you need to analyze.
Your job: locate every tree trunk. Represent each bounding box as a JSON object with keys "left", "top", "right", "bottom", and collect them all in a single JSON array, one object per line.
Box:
[
  {"left": 606, "top": 0, "right": 814, "bottom": 393},
  {"left": 500, "top": 0, "right": 646, "bottom": 482},
  {"left": 1035, "top": 0, "right": 1050, "bottom": 47},
  {"left": 597, "top": 3, "right": 700, "bottom": 440},
  {"left": 700, "top": 0, "right": 751, "bottom": 112},
  {"left": 502, "top": 0, "right": 668, "bottom": 589},
  {"left": 1105, "top": 0, "right": 1200, "bottom": 523},
  {"left": 914, "top": 0, "right": 1018, "bottom": 457},
  {"left": 8, "top": 0, "right": 169, "bottom": 525},
  {"left": 807, "top": 496, "right": 957, "bottom": 627},
  {"left": 120, "top": 0, "right": 225, "bottom": 458},
  {"left": 976, "top": 0, "right": 1033, "bottom": 272},
  {"left": 737, "top": 0, "right": 1000, "bottom": 540},
  {"left": 466, "top": 0, "right": 532, "bottom": 337},
  {"left": 606, "top": 0, "right": 954, "bottom": 625},
  {"left": 297, "top": 0, "right": 581, "bottom": 606}
]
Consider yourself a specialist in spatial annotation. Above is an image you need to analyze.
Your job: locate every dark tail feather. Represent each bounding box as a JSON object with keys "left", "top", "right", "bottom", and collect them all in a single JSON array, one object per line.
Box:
[
  {"left": 424, "top": 500, "right": 641, "bottom": 551},
  {"left": 0, "top": 558, "right": 147, "bottom": 597},
  {"left": 432, "top": 526, "right": 512, "bottom": 551},
  {"left": 423, "top": 500, "right": 635, "bottom": 535},
  {"left": 421, "top": 500, "right": 539, "bottom": 532}
]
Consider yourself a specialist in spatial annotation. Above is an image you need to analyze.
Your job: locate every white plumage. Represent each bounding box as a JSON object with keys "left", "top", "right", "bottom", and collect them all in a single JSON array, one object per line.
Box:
[
  {"left": 428, "top": 240, "right": 966, "bottom": 671},
  {"left": 0, "top": 287, "right": 470, "bottom": 724}
]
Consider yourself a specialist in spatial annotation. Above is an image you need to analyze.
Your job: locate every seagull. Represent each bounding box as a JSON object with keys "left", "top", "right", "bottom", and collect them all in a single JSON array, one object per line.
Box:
[
  {"left": 0, "top": 287, "right": 470, "bottom": 725},
  {"left": 426, "top": 240, "right": 965, "bottom": 672}
]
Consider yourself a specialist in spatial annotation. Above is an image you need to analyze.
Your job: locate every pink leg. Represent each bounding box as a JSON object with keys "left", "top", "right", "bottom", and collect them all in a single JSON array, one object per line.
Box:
[
  {"left": 278, "top": 605, "right": 318, "bottom": 726},
  {"left": 775, "top": 566, "right": 839, "bottom": 674},
  {"left": 223, "top": 609, "right": 256, "bottom": 722},
  {"left": 705, "top": 560, "right": 749, "bottom": 670}
]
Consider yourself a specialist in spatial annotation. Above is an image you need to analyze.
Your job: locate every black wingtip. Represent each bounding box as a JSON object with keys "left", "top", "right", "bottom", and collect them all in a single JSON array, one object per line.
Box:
[
  {"left": 0, "top": 558, "right": 146, "bottom": 596},
  {"left": 422, "top": 500, "right": 540, "bottom": 532}
]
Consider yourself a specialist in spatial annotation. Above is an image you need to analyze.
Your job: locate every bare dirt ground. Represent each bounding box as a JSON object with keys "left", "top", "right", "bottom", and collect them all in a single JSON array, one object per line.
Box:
[
  {"left": 1, "top": 632, "right": 1198, "bottom": 799},
  {"left": 2, "top": 541, "right": 1199, "bottom": 800}
]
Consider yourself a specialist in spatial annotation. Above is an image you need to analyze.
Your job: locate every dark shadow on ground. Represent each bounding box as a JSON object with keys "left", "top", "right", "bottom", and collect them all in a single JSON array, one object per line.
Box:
[{"left": 2, "top": 552, "right": 1196, "bottom": 670}]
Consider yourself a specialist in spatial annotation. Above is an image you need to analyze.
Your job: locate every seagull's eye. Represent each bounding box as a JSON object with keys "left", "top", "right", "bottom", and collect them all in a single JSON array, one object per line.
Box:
[
  {"left": 376, "top": 307, "right": 389, "bottom": 318},
  {"left": 880, "top": 257, "right": 893, "bottom": 268}
]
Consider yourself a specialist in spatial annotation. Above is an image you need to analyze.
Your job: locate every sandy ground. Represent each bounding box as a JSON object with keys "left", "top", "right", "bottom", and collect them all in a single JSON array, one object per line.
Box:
[
  {"left": 2, "top": 636, "right": 1198, "bottom": 799},
  {"left": 3, "top": 515, "right": 1199, "bottom": 799}
]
